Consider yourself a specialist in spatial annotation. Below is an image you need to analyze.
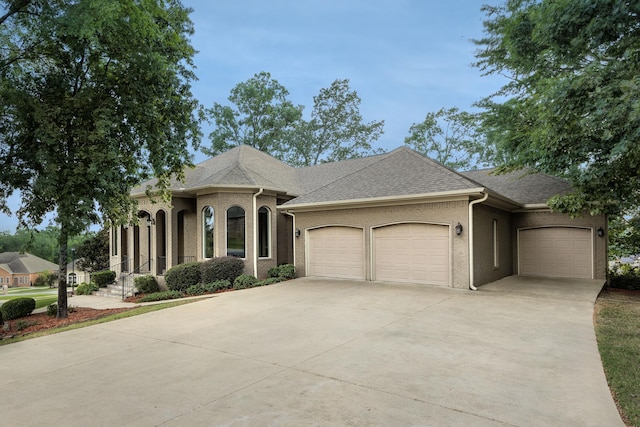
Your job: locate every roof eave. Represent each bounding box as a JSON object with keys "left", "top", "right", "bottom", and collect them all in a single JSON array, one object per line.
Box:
[{"left": 279, "top": 187, "right": 486, "bottom": 211}]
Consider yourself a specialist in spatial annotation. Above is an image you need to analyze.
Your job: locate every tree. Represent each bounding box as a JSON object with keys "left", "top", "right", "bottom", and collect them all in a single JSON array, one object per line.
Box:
[
  {"left": 75, "top": 228, "right": 109, "bottom": 272},
  {"left": 474, "top": 0, "right": 640, "bottom": 216},
  {"left": 404, "top": 107, "right": 490, "bottom": 170},
  {"left": 285, "top": 79, "right": 384, "bottom": 166},
  {"left": 204, "top": 71, "right": 303, "bottom": 156},
  {"left": 0, "top": 1, "right": 202, "bottom": 317}
]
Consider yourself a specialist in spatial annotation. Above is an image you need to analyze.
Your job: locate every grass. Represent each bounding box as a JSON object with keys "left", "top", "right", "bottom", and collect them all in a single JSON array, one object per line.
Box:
[
  {"left": 0, "top": 298, "right": 202, "bottom": 346},
  {"left": 595, "top": 290, "right": 640, "bottom": 427}
]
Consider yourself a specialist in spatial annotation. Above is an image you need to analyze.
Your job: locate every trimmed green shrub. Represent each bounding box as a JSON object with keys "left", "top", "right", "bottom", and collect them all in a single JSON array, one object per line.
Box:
[
  {"left": 47, "top": 303, "right": 58, "bottom": 317},
  {"left": 134, "top": 275, "right": 159, "bottom": 294},
  {"left": 202, "top": 279, "right": 232, "bottom": 293},
  {"left": 92, "top": 270, "right": 116, "bottom": 287},
  {"left": 256, "top": 277, "right": 282, "bottom": 286},
  {"left": 1, "top": 297, "right": 36, "bottom": 320},
  {"left": 165, "top": 262, "right": 201, "bottom": 292},
  {"left": 201, "top": 256, "right": 245, "bottom": 284},
  {"left": 75, "top": 282, "right": 99, "bottom": 295},
  {"left": 233, "top": 274, "right": 258, "bottom": 290},
  {"left": 609, "top": 264, "right": 640, "bottom": 290},
  {"left": 138, "top": 290, "right": 183, "bottom": 302},
  {"left": 185, "top": 284, "right": 205, "bottom": 296},
  {"left": 268, "top": 264, "right": 296, "bottom": 280}
]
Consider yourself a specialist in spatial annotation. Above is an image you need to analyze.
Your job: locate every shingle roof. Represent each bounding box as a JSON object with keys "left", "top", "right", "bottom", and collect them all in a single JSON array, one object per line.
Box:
[
  {"left": 461, "top": 168, "right": 573, "bottom": 205},
  {"left": 0, "top": 252, "right": 59, "bottom": 274},
  {"left": 132, "top": 145, "right": 302, "bottom": 196},
  {"left": 284, "top": 147, "right": 483, "bottom": 206},
  {"left": 130, "top": 145, "right": 573, "bottom": 208}
]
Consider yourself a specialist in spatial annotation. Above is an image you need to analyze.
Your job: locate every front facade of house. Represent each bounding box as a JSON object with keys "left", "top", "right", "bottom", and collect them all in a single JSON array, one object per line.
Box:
[
  {"left": 0, "top": 252, "right": 59, "bottom": 287},
  {"left": 109, "top": 146, "right": 606, "bottom": 289}
]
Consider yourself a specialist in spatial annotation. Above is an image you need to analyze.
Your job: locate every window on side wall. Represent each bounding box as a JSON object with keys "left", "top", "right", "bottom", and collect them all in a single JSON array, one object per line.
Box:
[
  {"left": 492, "top": 219, "right": 499, "bottom": 268},
  {"left": 202, "top": 206, "right": 215, "bottom": 259},
  {"left": 226, "top": 206, "right": 245, "bottom": 258},
  {"left": 258, "top": 206, "right": 271, "bottom": 258}
]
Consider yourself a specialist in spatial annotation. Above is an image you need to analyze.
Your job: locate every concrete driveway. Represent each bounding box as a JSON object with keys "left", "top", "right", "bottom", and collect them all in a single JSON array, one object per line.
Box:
[{"left": 0, "top": 276, "right": 623, "bottom": 426}]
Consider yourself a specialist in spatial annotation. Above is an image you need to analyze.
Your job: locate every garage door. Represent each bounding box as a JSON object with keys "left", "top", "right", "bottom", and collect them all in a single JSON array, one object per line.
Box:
[
  {"left": 307, "top": 227, "right": 365, "bottom": 280},
  {"left": 374, "top": 223, "right": 449, "bottom": 286},
  {"left": 518, "top": 227, "right": 592, "bottom": 279}
]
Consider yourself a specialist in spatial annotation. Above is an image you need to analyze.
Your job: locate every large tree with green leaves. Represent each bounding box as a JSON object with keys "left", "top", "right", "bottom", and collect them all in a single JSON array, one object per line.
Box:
[
  {"left": 474, "top": 0, "right": 640, "bottom": 216},
  {"left": 0, "top": 0, "right": 202, "bottom": 317},
  {"left": 204, "top": 71, "right": 303, "bottom": 156},
  {"left": 404, "top": 107, "right": 489, "bottom": 170},
  {"left": 285, "top": 79, "right": 384, "bottom": 166}
]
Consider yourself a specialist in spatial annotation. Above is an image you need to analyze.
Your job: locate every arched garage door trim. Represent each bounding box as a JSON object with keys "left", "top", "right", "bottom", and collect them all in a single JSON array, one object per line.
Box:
[
  {"left": 517, "top": 226, "right": 593, "bottom": 279},
  {"left": 372, "top": 222, "right": 451, "bottom": 286},
  {"left": 306, "top": 225, "right": 366, "bottom": 280}
]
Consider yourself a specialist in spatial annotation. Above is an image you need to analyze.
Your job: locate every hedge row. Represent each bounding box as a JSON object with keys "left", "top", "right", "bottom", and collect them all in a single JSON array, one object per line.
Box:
[{"left": 165, "top": 257, "right": 245, "bottom": 292}]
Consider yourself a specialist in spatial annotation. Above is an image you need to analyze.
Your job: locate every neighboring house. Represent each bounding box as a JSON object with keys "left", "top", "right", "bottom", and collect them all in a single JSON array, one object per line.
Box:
[
  {"left": 0, "top": 252, "right": 59, "bottom": 287},
  {"left": 66, "top": 259, "right": 91, "bottom": 285},
  {"left": 109, "top": 145, "right": 607, "bottom": 289}
]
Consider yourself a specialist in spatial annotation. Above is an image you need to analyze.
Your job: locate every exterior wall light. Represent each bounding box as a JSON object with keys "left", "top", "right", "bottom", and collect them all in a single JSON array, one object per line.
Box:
[
  {"left": 455, "top": 222, "right": 463, "bottom": 236},
  {"left": 597, "top": 227, "right": 604, "bottom": 237},
  {"left": 295, "top": 228, "right": 301, "bottom": 238},
  {"left": 147, "top": 215, "right": 155, "bottom": 227}
]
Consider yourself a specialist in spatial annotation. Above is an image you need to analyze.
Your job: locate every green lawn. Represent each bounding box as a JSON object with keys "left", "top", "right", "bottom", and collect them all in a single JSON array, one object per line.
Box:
[
  {"left": 595, "top": 289, "right": 640, "bottom": 427},
  {"left": 0, "top": 287, "right": 58, "bottom": 309}
]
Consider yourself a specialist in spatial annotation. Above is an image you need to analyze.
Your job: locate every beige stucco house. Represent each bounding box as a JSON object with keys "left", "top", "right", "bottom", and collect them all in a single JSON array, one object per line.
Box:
[{"left": 109, "top": 145, "right": 607, "bottom": 289}]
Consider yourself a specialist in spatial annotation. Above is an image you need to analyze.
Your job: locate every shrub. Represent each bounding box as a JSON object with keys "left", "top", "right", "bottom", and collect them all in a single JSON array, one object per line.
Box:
[
  {"left": 609, "top": 264, "right": 640, "bottom": 290},
  {"left": 138, "top": 290, "right": 183, "bottom": 303},
  {"left": 256, "top": 277, "right": 282, "bottom": 287},
  {"left": 202, "top": 279, "right": 232, "bottom": 293},
  {"left": 185, "top": 284, "right": 205, "bottom": 296},
  {"left": 165, "top": 262, "right": 201, "bottom": 292},
  {"left": 134, "top": 275, "right": 159, "bottom": 294},
  {"left": 92, "top": 270, "right": 116, "bottom": 288},
  {"left": 75, "top": 282, "right": 99, "bottom": 295},
  {"left": 268, "top": 264, "right": 296, "bottom": 280},
  {"left": 201, "top": 257, "right": 245, "bottom": 284},
  {"left": 47, "top": 303, "right": 58, "bottom": 317},
  {"left": 233, "top": 274, "right": 258, "bottom": 290},
  {"left": 1, "top": 297, "right": 36, "bottom": 320},
  {"left": 34, "top": 271, "right": 57, "bottom": 287}
]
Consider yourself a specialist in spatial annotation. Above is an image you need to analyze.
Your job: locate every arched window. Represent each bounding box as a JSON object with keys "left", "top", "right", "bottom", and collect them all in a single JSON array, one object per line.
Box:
[
  {"left": 258, "top": 206, "right": 271, "bottom": 258},
  {"left": 226, "top": 206, "right": 245, "bottom": 258},
  {"left": 202, "top": 206, "right": 214, "bottom": 259}
]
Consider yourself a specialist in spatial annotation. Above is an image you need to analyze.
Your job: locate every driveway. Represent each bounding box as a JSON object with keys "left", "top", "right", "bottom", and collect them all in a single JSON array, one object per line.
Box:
[{"left": 0, "top": 277, "right": 623, "bottom": 426}]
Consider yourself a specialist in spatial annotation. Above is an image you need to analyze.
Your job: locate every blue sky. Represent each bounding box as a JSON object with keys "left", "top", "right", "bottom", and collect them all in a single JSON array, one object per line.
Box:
[{"left": 0, "top": 0, "right": 506, "bottom": 232}]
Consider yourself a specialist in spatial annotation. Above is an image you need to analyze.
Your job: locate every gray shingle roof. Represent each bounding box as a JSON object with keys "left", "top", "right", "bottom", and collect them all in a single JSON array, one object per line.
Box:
[
  {"left": 284, "top": 147, "right": 483, "bottom": 206},
  {"left": 130, "top": 145, "right": 573, "bottom": 208},
  {"left": 0, "top": 252, "right": 59, "bottom": 274},
  {"left": 461, "top": 168, "right": 573, "bottom": 205},
  {"left": 132, "top": 145, "right": 302, "bottom": 196}
]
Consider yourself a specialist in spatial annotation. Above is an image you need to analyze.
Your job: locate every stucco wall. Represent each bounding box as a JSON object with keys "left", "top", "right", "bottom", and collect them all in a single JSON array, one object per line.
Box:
[
  {"left": 292, "top": 200, "right": 470, "bottom": 288},
  {"left": 472, "top": 204, "right": 513, "bottom": 287},
  {"left": 512, "top": 211, "right": 607, "bottom": 280}
]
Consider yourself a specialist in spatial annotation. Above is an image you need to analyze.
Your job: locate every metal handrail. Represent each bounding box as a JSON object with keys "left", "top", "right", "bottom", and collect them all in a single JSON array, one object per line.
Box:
[{"left": 121, "top": 259, "right": 153, "bottom": 300}]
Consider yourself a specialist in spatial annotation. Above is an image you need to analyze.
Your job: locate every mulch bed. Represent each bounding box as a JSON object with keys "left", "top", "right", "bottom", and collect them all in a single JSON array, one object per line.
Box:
[{"left": 0, "top": 307, "right": 132, "bottom": 339}]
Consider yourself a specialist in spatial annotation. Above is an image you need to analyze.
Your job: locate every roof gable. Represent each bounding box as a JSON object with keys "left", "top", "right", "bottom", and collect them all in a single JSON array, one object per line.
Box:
[{"left": 0, "top": 252, "right": 59, "bottom": 274}]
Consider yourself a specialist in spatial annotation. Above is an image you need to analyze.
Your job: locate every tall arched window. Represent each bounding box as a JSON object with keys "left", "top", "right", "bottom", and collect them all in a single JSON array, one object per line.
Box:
[
  {"left": 202, "top": 206, "right": 214, "bottom": 259},
  {"left": 226, "top": 206, "right": 245, "bottom": 258},
  {"left": 258, "top": 206, "right": 271, "bottom": 258}
]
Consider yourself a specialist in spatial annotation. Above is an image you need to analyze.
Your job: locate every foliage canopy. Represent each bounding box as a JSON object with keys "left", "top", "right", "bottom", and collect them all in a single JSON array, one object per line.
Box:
[
  {"left": 474, "top": 0, "right": 640, "bottom": 215},
  {"left": 0, "top": 0, "right": 202, "bottom": 316}
]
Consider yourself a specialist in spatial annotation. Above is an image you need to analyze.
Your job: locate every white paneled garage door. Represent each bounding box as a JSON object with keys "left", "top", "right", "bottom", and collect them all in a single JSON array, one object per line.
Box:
[
  {"left": 518, "top": 227, "right": 592, "bottom": 279},
  {"left": 374, "top": 223, "right": 449, "bottom": 286},
  {"left": 307, "top": 226, "right": 365, "bottom": 280}
]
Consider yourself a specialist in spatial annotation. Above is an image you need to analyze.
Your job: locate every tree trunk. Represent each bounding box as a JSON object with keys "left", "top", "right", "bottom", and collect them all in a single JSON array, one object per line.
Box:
[{"left": 57, "top": 225, "right": 69, "bottom": 319}]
